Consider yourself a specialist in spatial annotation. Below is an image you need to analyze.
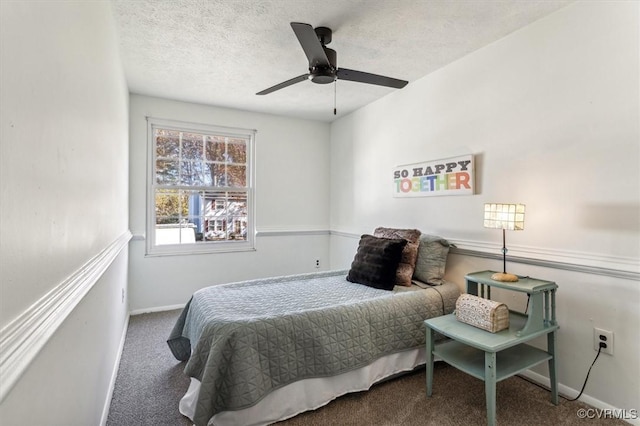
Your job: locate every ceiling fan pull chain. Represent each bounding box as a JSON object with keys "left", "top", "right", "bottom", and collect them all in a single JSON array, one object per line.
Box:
[{"left": 334, "top": 80, "right": 337, "bottom": 115}]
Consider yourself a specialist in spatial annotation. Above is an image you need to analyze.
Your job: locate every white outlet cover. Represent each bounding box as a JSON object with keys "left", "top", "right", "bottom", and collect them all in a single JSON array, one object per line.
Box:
[{"left": 593, "top": 328, "right": 614, "bottom": 355}]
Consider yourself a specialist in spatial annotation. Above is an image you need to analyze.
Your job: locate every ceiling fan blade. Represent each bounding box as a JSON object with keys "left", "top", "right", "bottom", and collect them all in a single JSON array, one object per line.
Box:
[
  {"left": 290, "top": 22, "right": 330, "bottom": 68},
  {"left": 256, "top": 74, "right": 309, "bottom": 95},
  {"left": 337, "top": 68, "right": 408, "bottom": 89}
]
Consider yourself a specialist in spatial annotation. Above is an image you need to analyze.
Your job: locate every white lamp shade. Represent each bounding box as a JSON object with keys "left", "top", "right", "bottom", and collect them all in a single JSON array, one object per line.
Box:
[{"left": 484, "top": 203, "right": 525, "bottom": 231}]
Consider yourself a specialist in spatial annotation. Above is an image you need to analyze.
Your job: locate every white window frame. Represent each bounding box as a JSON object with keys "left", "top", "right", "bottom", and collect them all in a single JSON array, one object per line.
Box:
[{"left": 146, "top": 117, "right": 256, "bottom": 256}]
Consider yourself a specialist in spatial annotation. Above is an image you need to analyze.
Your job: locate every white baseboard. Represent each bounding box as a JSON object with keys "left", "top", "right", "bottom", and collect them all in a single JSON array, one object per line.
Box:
[
  {"left": 520, "top": 370, "right": 640, "bottom": 425},
  {"left": 100, "top": 314, "right": 130, "bottom": 426},
  {"left": 129, "top": 303, "right": 185, "bottom": 316}
]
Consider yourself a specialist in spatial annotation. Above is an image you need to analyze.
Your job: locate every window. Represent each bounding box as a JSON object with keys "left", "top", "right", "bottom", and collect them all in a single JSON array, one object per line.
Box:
[{"left": 147, "top": 118, "right": 255, "bottom": 255}]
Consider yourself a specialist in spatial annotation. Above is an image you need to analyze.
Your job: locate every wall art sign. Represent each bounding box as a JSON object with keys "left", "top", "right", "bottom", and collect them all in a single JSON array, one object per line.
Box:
[{"left": 393, "top": 154, "right": 474, "bottom": 197}]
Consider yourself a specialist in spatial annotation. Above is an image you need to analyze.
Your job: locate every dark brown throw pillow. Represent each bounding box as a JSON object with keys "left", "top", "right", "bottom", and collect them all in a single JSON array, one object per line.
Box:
[
  {"left": 373, "top": 227, "right": 421, "bottom": 286},
  {"left": 346, "top": 234, "right": 407, "bottom": 290}
]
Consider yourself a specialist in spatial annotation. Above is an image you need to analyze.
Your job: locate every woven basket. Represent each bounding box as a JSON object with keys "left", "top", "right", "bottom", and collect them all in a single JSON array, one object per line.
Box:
[{"left": 455, "top": 294, "right": 509, "bottom": 333}]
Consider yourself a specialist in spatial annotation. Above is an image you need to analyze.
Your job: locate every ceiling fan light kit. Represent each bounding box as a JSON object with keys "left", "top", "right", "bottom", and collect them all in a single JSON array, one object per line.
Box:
[{"left": 256, "top": 22, "right": 408, "bottom": 96}]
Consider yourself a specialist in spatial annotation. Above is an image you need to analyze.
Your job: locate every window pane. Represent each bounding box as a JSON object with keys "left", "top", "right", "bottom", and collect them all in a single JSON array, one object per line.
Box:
[
  {"left": 202, "top": 163, "right": 223, "bottom": 186},
  {"left": 205, "top": 136, "right": 226, "bottom": 162},
  {"left": 201, "top": 192, "right": 248, "bottom": 241},
  {"left": 206, "top": 163, "right": 226, "bottom": 187},
  {"left": 202, "top": 164, "right": 213, "bottom": 186},
  {"left": 156, "top": 160, "right": 179, "bottom": 184},
  {"left": 154, "top": 189, "right": 248, "bottom": 245},
  {"left": 180, "top": 161, "right": 204, "bottom": 185},
  {"left": 155, "top": 189, "right": 197, "bottom": 245},
  {"left": 227, "top": 165, "right": 246, "bottom": 187},
  {"left": 156, "top": 130, "right": 180, "bottom": 158},
  {"left": 228, "top": 139, "right": 247, "bottom": 164},
  {"left": 156, "top": 223, "right": 196, "bottom": 245},
  {"left": 226, "top": 193, "right": 248, "bottom": 240},
  {"left": 182, "top": 133, "right": 204, "bottom": 161},
  {"left": 155, "top": 189, "right": 187, "bottom": 224}
]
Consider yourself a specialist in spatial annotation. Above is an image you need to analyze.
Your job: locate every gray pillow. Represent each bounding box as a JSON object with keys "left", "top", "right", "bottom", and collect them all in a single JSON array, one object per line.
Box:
[{"left": 413, "top": 235, "right": 452, "bottom": 285}]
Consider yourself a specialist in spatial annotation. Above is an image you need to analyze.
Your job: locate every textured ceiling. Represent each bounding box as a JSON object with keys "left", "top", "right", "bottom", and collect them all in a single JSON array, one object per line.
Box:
[{"left": 110, "top": 0, "right": 573, "bottom": 122}]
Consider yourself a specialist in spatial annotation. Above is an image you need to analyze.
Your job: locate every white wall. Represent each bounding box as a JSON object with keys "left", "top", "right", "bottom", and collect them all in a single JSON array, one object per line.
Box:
[
  {"left": 0, "top": 1, "right": 130, "bottom": 425},
  {"left": 128, "top": 95, "right": 331, "bottom": 312},
  {"left": 330, "top": 0, "right": 639, "bottom": 416}
]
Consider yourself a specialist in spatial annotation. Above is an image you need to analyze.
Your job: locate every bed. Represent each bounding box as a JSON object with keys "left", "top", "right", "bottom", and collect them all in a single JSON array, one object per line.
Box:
[{"left": 168, "top": 230, "right": 460, "bottom": 426}]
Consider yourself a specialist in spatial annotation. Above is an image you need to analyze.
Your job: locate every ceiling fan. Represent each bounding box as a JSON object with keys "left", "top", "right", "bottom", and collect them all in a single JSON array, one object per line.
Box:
[{"left": 256, "top": 22, "right": 408, "bottom": 96}]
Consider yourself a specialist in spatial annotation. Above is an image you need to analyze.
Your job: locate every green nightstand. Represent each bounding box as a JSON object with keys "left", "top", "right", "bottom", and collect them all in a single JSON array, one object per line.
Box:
[{"left": 424, "top": 271, "right": 559, "bottom": 426}]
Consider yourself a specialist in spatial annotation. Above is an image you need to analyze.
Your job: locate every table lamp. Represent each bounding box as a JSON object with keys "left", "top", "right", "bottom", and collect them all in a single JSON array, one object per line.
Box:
[{"left": 483, "top": 203, "right": 525, "bottom": 282}]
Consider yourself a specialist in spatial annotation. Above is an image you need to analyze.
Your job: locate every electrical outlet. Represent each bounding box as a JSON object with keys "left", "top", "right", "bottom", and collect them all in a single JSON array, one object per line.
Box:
[
  {"left": 593, "top": 328, "right": 613, "bottom": 355},
  {"left": 315, "top": 259, "right": 320, "bottom": 269}
]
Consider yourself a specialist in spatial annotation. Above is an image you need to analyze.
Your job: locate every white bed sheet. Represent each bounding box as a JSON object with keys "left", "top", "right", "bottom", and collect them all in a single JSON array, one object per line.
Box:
[{"left": 179, "top": 347, "right": 427, "bottom": 426}]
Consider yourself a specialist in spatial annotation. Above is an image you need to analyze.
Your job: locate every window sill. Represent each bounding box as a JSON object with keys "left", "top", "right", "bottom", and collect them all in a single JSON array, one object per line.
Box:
[{"left": 144, "top": 241, "right": 256, "bottom": 257}]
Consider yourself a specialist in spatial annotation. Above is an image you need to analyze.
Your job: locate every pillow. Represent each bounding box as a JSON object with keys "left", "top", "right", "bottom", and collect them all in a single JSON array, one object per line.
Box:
[
  {"left": 413, "top": 234, "right": 453, "bottom": 285},
  {"left": 346, "top": 234, "right": 407, "bottom": 290},
  {"left": 373, "top": 227, "right": 421, "bottom": 287}
]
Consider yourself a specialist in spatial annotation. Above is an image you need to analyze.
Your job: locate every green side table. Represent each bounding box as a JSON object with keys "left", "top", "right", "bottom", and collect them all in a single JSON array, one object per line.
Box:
[{"left": 424, "top": 271, "right": 559, "bottom": 426}]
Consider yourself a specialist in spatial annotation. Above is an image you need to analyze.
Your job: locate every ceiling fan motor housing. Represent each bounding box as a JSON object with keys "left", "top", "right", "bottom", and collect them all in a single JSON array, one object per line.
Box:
[{"left": 309, "top": 47, "right": 337, "bottom": 84}]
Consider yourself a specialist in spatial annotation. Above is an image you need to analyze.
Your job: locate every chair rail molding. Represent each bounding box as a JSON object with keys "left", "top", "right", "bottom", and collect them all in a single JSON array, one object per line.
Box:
[
  {"left": 450, "top": 238, "right": 639, "bottom": 280},
  {"left": 329, "top": 231, "right": 639, "bottom": 281},
  {"left": 256, "top": 227, "right": 330, "bottom": 237},
  {"left": 0, "top": 230, "right": 132, "bottom": 402}
]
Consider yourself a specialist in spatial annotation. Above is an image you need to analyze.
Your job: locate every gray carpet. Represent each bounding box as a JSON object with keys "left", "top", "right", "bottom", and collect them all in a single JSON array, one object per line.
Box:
[
  {"left": 107, "top": 310, "right": 191, "bottom": 426},
  {"left": 107, "top": 310, "right": 624, "bottom": 426}
]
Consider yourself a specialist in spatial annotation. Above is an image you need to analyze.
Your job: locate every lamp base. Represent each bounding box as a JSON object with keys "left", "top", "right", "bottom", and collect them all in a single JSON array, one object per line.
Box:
[{"left": 491, "top": 272, "right": 519, "bottom": 282}]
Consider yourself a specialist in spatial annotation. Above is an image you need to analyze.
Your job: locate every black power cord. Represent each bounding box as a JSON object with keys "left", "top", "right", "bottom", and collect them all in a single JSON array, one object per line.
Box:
[
  {"left": 517, "top": 342, "right": 604, "bottom": 402},
  {"left": 565, "top": 342, "right": 604, "bottom": 401}
]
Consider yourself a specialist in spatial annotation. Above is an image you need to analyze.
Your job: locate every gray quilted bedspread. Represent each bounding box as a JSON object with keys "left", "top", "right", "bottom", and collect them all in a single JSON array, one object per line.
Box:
[{"left": 167, "top": 270, "right": 459, "bottom": 426}]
